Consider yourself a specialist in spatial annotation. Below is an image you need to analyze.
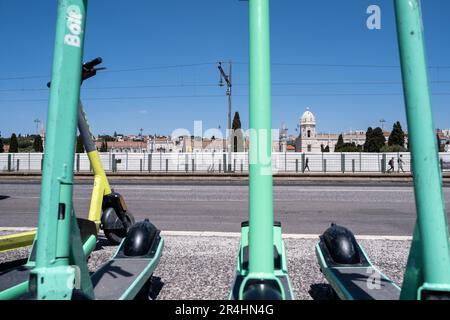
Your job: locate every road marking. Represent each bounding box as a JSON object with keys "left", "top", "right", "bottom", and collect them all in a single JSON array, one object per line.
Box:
[
  {"left": 0, "top": 227, "right": 412, "bottom": 240},
  {"left": 161, "top": 230, "right": 412, "bottom": 241},
  {"left": 8, "top": 196, "right": 92, "bottom": 200},
  {"left": 291, "top": 188, "right": 414, "bottom": 193},
  {"left": 75, "top": 186, "right": 194, "bottom": 191},
  {"left": 0, "top": 227, "right": 36, "bottom": 232}
]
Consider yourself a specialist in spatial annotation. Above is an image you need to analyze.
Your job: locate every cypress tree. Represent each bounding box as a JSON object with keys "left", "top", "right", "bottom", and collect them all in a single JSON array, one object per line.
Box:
[
  {"left": 9, "top": 133, "right": 18, "bottom": 153},
  {"left": 99, "top": 139, "right": 108, "bottom": 152},
  {"left": 33, "top": 135, "right": 44, "bottom": 152},
  {"left": 76, "top": 135, "right": 85, "bottom": 153},
  {"left": 363, "top": 127, "right": 374, "bottom": 152},
  {"left": 372, "top": 127, "right": 386, "bottom": 152},
  {"left": 437, "top": 134, "right": 444, "bottom": 152},
  {"left": 335, "top": 134, "right": 344, "bottom": 152},
  {"left": 232, "top": 111, "right": 243, "bottom": 152},
  {"left": 388, "top": 121, "right": 405, "bottom": 147},
  {"left": 0, "top": 138, "right": 3, "bottom": 153},
  {"left": 232, "top": 111, "right": 242, "bottom": 130}
]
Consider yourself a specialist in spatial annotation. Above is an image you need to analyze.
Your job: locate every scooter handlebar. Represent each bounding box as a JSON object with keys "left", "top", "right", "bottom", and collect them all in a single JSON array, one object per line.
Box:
[
  {"left": 83, "top": 57, "right": 102, "bottom": 70},
  {"left": 47, "top": 57, "right": 104, "bottom": 88}
]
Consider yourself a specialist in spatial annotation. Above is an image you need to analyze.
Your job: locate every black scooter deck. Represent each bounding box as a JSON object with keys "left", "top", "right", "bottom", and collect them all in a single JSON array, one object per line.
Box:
[
  {"left": 317, "top": 224, "right": 401, "bottom": 300},
  {"left": 328, "top": 266, "right": 400, "bottom": 300},
  {"left": 91, "top": 259, "right": 151, "bottom": 300},
  {"left": 91, "top": 229, "right": 163, "bottom": 300},
  {"left": 0, "top": 263, "right": 29, "bottom": 293}
]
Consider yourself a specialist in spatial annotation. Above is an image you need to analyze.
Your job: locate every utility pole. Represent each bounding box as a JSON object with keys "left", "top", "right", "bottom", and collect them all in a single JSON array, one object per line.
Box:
[
  {"left": 34, "top": 119, "right": 41, "bottom": 135},
  {"left": 217, "top": 61, "right": 233, "bottom": 172},
  {"left": 139, "top": 128, "right": 144, "bottom": 151},
  {"left": 379, "top": 119, "right": 386, "bottom": 131}
]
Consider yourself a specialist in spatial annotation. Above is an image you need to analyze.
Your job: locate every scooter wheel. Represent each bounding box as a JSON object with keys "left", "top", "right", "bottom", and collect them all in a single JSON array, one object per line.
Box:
[
  {"left": 329, "top": 287, "right": 340, "bottom": 300},
  {"left": 72, "top": 289, "right": 92, "bottom": 300},
  {"left": 104, "top": 212, "right": 135, "bottom": 245},
  {"left": 134, "top": 277, "right": 154, "bottom": 300},
  {"left": 242, "top": 281, "right": 283, "bottom": 300}
]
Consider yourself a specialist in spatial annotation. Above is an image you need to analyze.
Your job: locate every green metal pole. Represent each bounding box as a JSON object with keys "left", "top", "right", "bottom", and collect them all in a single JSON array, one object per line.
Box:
[
  {"left": 394, "top": 0, "right": 450, "bottom": 292},
  {"left": 248, "top": 0, "right": 274, "bottom": 276},
  {"left": 30, "top": 0, "right": 90, "bottom": 299}
]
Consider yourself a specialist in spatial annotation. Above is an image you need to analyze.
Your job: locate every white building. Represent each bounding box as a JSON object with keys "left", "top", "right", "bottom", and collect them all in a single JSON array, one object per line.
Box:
[{"left": 295, "top": 108, "right": 366, "bottom": 153}]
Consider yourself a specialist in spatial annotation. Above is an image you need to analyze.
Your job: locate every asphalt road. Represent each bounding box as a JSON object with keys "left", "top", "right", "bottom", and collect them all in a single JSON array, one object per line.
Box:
[{"left": 1, "top": 179, "right": 449, "bottom": 236}]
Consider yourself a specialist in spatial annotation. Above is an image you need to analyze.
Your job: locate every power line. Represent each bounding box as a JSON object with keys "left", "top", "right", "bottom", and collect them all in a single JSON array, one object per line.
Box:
[
  {"left": 236, "top": 61, "right": 450, "bottom": 69},
  {"left": 0, "top": 83, "right": 218, "bottom": 93},
  {"left": 0, "top": 75, "right": 50, "bottom": 81},
  {"left": 2, "top": 61, "right": 450, "bottom": 81},
  {"left": 101, "top": 62, "right": 214, "bottom": 74},
  {"left": 0, "top": 62, "right": 216, "bottom": 81},
  {"left": 2, "top": 92, "right": 450, "bottom": 103},
  {"left": 1, "top": 80, "right": 449, "bottom": 93}
]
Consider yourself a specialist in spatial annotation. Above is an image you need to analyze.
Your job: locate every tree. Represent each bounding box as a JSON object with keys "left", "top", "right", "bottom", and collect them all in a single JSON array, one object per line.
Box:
[
  {"left": 381, "top": 144, "right": 406, "bottom": 152},
  {"left": 9, "top": 133, "right": 18, "bottom": 153},
  {"left": 232, "top": 111, "right": 242, "bottom": 130},
  {"left": 232, "top": 111, "right": 243, "bottom": 152},
  {"left": 364, "top": 127, "right": 385, "bottom": 152},
  {"left": 76, "top": 135, "right": 85, "bottom": 153},
  {"left": 97, "top": 134, "right": 115, "bottom": 142},
  {"left": 437, "top": 134, "right": 444, "bottom": 152},
  {"left": 334, "top": 134, "right": 345, "bottom": 152},
  {"left": 99, "top": 139, "right": 108, "bottom": 152},
  {"left": 18, "top": 139, "right": 32, "bottom": 150},
  {"left": 388, "top": 121, "right": 405, "bottom": 148},
  {"left": 372, "top": 127, "right": 386, "bottom": 152},
  {"left": 33, "top": 135, "right": 44, "bottom": 152},
  {"left": 339, "top": 142, "right": 362, "bottom": 153},
  {"left": 324, "top": 145, "right": 330, "bottom": 153},
  {"left": 363, "top": 127, "right": 373, "bottom": 152},
  {"left": 0, "top": 138, "right": 3, "bottom": 153}
]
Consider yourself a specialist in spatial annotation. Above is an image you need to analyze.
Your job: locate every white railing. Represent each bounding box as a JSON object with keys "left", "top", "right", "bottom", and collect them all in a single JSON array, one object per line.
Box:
[{"left": 1, "top": 152, "right": 449, "bottom": 173}]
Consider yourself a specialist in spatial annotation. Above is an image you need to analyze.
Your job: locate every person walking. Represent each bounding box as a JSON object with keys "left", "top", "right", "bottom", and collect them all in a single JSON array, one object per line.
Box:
[
  {"left": 398, "top": 155, "right": 405, "bottom": 173},
  {"left": 304, "top": 157, "right": 310, "bottom": 172},
  {"left": 387, "top": 157, "right": 395, "bottom": 173}
]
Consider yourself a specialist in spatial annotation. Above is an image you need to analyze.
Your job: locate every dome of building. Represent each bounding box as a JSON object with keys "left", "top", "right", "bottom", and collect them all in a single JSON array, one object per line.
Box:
[{"left": 300, "top": 109, "right": 316, "bottom": 125}]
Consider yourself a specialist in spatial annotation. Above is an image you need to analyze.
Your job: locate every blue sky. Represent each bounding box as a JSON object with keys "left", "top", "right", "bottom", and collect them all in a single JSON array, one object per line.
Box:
[{"left": 0, "top": 0, "right": 449, "bottom": 138}]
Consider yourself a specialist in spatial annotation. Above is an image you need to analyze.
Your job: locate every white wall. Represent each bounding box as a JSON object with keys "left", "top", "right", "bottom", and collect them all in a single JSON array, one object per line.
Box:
[{"left": 2, "top": 152, "right": 450, "bottom": 173}]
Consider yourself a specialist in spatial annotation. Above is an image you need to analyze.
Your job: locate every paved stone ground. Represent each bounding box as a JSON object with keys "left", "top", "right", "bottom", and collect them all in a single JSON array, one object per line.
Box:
[{"left": 0, "top": 235, "right": 410, "bottom": 300}]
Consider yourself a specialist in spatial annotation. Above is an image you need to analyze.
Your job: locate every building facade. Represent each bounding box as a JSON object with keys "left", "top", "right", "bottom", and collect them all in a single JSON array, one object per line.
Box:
[{"left": 295, "top": 109, "right": 366, "bottom": 153}]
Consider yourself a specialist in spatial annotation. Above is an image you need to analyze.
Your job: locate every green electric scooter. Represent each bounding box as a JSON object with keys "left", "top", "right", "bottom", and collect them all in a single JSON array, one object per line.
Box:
[
  {"left": 60, "top": 57, "right": 136, "bottom": 245},
  {"left": 315, "top": 0, "right": 450, "bottom": 300},
  {"left": 24, "top": 0, "right": 163, "bottom": 300},
  {"left": 0, "top": 59, "right": 134, "bottom": 253},
  {"left": 230, "top": 0, "right": 295, "bottom": 300},
  {"left": 0, "top": 58, "right": 136, "bottom": 300}
]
